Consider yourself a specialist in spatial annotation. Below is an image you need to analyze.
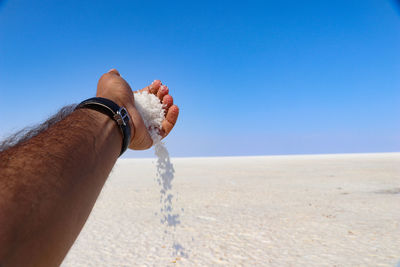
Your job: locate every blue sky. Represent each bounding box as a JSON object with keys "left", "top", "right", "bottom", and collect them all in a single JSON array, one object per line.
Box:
[{"left": 0, "top": 0, "right": 399, "bottom": 158}]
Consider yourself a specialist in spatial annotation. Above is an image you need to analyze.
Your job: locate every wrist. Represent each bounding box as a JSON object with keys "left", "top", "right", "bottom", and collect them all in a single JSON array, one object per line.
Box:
[
  {"left": 74, "top": 108, "right": 122, "bottom": 156},
  {"left": 75, "top": 97, "right": 132, "bottom": 155},
  {"left": 95, "top": 94, "right": 136, "bottom": 143}
]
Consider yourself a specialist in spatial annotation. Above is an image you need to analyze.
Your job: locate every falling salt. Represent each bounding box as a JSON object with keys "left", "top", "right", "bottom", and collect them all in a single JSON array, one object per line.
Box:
[{"left": 134, "top": 89, "right": 186, "bottom": 257}]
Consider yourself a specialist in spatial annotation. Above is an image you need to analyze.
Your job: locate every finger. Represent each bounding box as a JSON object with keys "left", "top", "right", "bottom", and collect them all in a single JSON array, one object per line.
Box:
[
  {"left": 139, "top": 80, "right": 161, "bottom": 94},
  {"left": 108, "top": 68, "right": 120, "bottom": 76},
  {"left": 162, "top": 105, "right": 179, "bottom": 136},
  {"left": 166, "top": 105, "right": 179, "bottom": 125},
  {"left": 162, "top": 94, "right": 173, "bottom": 110},
  {"left": 157, "top": 85, "right": 169, "bottom": 101}
]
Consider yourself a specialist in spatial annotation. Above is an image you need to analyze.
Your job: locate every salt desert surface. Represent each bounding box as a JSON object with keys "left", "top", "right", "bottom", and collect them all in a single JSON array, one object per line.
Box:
[{"left": 62, "top": 153, "right": 400, "bottom": 266}]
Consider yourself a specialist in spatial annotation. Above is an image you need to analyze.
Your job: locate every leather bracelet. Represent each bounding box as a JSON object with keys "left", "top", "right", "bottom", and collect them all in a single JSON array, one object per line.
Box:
[{"left": 75, "top": 97, "right": 131, "bottom": 156}]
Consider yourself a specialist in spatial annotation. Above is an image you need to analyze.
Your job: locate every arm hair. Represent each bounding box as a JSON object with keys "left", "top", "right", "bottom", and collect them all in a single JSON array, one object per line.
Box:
[{"left": 0, "top": 104, "right": 77, "bottom": 153}]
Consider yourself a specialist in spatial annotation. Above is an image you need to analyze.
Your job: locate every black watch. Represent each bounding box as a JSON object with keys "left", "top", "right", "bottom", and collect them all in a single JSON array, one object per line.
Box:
[{"left": 75, "top": 97, "right": 131, "bottom": 156}]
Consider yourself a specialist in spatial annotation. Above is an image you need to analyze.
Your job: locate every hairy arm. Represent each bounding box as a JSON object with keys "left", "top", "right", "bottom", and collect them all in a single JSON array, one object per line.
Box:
[
  {"left": 0, "top": 69, "right": 179, "bottom": 266},
  {"left": 0, "top": 108, "right": 122, "bottom": 266}
]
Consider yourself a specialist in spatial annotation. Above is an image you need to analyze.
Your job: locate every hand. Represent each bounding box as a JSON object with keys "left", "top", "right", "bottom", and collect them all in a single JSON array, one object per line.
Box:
[{"left": 96, "top": 69, "right": 179, "bottom": 150}]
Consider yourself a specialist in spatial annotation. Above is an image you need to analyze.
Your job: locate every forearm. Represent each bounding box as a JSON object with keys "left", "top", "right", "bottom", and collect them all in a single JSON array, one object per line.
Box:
[{"left": 0, "top": 108, "right": 121, "bottom": 266}]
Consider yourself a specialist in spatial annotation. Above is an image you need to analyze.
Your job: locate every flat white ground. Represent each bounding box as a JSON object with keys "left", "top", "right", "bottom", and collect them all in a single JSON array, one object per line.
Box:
[{"left": 62, "top": 153, "right": 400, "bottom": 266}]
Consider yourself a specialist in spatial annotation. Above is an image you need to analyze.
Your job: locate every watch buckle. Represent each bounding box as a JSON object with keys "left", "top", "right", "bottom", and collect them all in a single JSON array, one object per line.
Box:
[{"left": 114, "top": 107, "right": 129, "bottom": 126}]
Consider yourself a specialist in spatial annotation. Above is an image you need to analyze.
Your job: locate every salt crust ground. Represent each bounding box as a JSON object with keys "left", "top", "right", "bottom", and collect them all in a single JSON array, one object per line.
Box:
[{"left": 62, "top": 153, "right": 400, "bottom": 266}]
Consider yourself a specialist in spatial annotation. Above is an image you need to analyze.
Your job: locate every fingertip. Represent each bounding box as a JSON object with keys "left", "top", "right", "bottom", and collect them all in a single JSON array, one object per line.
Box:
[
  {"left": 149, "top": 80, "right": 161, "bottom": 94},
  {"left": 170, "top": 104, "right": 179, "bottom": 113},
  {"left": 157, "top": 85, "right": 169, "bottom": 101},
  {"left": 161, "top": 85, "right": 169, "bottom": 94},
  {"left": 108, "top": 68, "right": 120, "bottom": 76},
  {"left": 162, "top": 94, "right": 173, "bottom": 109}
]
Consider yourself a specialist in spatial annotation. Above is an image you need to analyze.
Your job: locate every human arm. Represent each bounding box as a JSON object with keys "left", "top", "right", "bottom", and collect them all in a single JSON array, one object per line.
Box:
[{"left": 0, "top": 69, "right": 179, "bottom": 266}]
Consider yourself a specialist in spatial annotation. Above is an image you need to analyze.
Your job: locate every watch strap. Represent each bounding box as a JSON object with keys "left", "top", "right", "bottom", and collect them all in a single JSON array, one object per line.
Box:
[{"left": 75, "top": 97, "right": 131, "bottom": 156}]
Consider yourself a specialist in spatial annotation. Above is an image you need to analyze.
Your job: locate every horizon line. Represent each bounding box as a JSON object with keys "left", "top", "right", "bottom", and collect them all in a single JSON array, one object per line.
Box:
[{"left": 119, "top": 151, "right": 400, "bottom": 160}]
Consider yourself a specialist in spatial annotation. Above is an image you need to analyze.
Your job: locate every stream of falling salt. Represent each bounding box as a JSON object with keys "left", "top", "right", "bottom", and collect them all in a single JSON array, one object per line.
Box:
[
  {"left": 155, "top": 142, "right": 178, "bottom": 226},
  {"left": 154, "top": 141, "right": 187, "bottom": 257},
  {"left": 133, "top": 90, "right": 187, "bottom": 258}
]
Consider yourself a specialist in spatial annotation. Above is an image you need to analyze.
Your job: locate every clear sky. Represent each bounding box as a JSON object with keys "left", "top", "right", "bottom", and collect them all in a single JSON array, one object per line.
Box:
[{"left": 0, "top": 0, "right": 399, "bottom": 158}]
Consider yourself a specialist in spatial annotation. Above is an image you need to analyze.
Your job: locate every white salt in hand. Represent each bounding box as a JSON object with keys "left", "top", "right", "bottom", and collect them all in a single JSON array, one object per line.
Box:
[
  {"left": 134, "top": 90, "right": 186, "bottom": 257},
  {"left": 134, "top": 91, "right": 165, "bottom": 144}
]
